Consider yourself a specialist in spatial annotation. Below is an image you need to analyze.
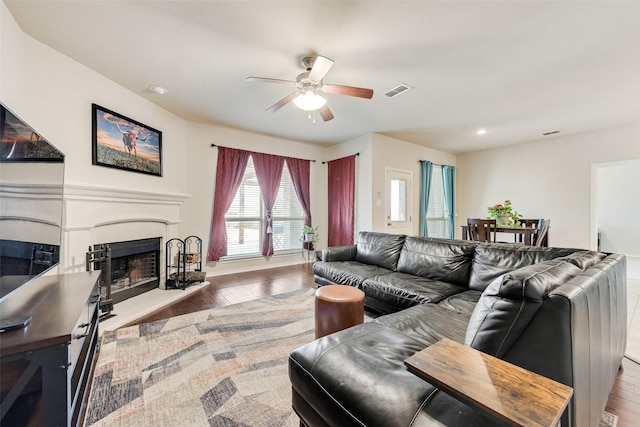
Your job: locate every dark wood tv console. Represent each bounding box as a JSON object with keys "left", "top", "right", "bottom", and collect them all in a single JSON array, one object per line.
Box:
[{"left": 0, "top": 271, "right": 101, "bottom": 426}]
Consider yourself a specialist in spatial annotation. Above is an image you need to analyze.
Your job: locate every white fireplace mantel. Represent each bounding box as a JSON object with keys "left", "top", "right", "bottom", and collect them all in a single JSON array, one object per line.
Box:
[
  {"left": 64, "top": 183, "right": 190, "bottom": 205},
  {"left": 62, "top": 183, "right": 191, "bottom": 289}
]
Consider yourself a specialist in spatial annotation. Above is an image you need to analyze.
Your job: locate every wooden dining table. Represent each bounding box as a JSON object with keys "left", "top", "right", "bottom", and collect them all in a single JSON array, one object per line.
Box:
[{"left": 461, "top": 225, "right": 540, "bottom": 246}]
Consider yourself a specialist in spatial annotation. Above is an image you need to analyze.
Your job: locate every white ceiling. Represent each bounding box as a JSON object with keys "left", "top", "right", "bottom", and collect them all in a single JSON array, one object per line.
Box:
[{"left": 5, "top": 1, "right": 640, "bottom": 154}]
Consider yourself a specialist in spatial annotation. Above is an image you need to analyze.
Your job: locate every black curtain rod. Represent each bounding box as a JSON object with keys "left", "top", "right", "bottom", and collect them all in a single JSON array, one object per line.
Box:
[
  {"left": 210, "top": 143, "right": 316, "bottom": 162},
  {"left": 322, "top": 152, "right": 360, "bottom": 164},
  {"left": 418, "top": 160, "right": 449, "bottom": 167}
]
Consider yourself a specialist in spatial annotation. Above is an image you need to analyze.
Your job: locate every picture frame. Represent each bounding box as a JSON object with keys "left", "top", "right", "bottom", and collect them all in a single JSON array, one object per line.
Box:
[{"left": 92, "top": 104, "right": 162, "bottom": 176}]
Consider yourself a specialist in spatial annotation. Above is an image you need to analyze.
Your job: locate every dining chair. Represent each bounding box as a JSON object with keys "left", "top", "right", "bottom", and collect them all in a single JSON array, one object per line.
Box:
[
  {"left": 520, "top": 219, "right": 540, "bottom": 228},
  {"left": 534, "top": 219, "right": 550, "bottom": 247},
  {"left": 515, "top": 219, "right": 540, "bottom": 243},
  {"left": 467, "top": 218, "right": 497, "bottom": 243}
]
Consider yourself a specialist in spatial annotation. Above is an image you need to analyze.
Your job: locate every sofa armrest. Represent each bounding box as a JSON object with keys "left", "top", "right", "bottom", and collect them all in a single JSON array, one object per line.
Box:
[{"left": 322, "top": 245, "right": 357, "bottom": 262}]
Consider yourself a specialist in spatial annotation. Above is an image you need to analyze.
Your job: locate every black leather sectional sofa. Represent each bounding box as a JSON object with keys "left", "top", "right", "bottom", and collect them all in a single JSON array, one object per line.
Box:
[{"left": 289, "top": 231, "right": 627, "bottom": 427}]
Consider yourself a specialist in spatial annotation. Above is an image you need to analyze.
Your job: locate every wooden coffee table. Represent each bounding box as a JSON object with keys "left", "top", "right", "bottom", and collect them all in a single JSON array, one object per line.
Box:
[{"left": 404, "top": 338, "right": 573, "bottom": 427}]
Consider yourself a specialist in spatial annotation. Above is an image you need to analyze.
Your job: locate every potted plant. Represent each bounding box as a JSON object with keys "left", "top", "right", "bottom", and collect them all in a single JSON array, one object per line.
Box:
[
  {"left": 301, "top": 225, "right": 318, "bottom": 262},
  {"left": 302, "top": 225, "right": 318, "bottom": 244},
  {"left": 487, "top": 200, "right": 522, "bottom": 227}
]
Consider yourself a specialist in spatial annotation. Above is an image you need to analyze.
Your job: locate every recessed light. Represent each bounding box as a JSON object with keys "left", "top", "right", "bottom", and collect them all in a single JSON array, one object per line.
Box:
[
  {"left": 149, "top": 85, "right": 168, "bottom": 95},
  {"left": 476, "top": 128, "right": 488, "bottom": 135}
]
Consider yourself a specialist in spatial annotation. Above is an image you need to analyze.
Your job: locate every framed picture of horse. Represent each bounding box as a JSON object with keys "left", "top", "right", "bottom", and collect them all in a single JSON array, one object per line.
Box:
[{"left": 92, "top": 104, "right": 162, "bottom": 176}]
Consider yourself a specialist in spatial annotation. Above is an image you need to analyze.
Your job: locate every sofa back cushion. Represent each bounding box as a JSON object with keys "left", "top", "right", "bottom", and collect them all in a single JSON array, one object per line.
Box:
[
  {"left": 465, "top": 258, "right": 582, "bottom": 357},
  {"left": 354, "top": 232, "right": 407, "bottom": 271},
  {"left": 396, "top": 237, "right": 477, "bottom": 287},
  {"left": 558, "top": 250, "right": 606, "bottom": 270},
  {"left": 468, "top": 244, "right": 577, "bottom": 291}
]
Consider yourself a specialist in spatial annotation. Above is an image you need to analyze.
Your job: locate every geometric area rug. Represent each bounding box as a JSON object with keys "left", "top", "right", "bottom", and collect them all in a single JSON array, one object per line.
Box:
[
  {"left": 83, "top": 287, "right": 619, "bottom": 427},
  {"left": 84, "top": 288, "right": 316, "bottom": 427}
]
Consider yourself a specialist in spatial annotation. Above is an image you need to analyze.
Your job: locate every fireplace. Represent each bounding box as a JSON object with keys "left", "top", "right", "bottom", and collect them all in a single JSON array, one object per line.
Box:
[{"left": 89, "top": 237, "right": 160, "bottom": 307}]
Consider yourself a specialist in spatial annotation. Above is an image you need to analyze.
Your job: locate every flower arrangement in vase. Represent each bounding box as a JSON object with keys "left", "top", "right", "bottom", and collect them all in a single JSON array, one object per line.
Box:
[{"left": 487, "top": 200, "right": 522, "bottom": 227}]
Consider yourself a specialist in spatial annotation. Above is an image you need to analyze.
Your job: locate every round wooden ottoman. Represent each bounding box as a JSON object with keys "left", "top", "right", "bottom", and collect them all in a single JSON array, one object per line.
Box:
[{"left": 315, "top": 284, "right": 365, "bottom": 338}]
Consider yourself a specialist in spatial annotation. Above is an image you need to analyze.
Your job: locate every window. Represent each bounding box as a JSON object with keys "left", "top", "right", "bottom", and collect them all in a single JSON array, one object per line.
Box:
[
  {"left": 426, "top": 165, "right": 447, "bottom": 238},
  {"left": 225, "top": 157, "right": 304, "bottom": 256},
  {"left": 389, "top": 178, "right": 407, "bottom": 221}
]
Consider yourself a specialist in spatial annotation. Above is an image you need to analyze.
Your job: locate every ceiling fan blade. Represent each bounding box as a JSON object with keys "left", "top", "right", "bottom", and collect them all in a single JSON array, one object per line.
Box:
[
  {"left": 246, "top": 77, "right": 296, "bottom": 85},
  {"left": 323, "top": 84, "right": 374, "bottom": 99},
  {"left": 266, "top": 92, "right": 299, "bottom": 113},
  {"left": 318, "top": 105, "right": 334, "bottom": 122},
  {"left": 308, "top": 55, "right": 334, "bottom": 82}
]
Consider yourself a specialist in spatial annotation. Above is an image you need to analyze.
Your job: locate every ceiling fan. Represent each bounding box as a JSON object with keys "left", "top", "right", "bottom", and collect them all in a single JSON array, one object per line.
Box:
[{"left": 246, "top": 55, "right": 374, "bottom": 122}]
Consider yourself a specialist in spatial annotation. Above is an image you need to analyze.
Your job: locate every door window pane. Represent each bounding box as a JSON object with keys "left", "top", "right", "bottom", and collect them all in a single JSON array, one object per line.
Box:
[{"left": 390, "top": 178, "right": 407, "bottom": 221}]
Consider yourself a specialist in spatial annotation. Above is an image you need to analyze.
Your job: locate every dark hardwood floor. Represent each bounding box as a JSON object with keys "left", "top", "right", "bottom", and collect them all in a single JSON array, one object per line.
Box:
[
  {"left": 126, "top": 263, "right": 640, "bottom": 426},
  {"left": 128, "top": 263, "right": 315, "bottom": 325}
]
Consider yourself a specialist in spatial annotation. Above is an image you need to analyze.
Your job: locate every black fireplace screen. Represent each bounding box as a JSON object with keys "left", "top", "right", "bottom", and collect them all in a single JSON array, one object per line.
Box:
[{"left": 87, "top": 237, "right": 161, "bottom": 312}]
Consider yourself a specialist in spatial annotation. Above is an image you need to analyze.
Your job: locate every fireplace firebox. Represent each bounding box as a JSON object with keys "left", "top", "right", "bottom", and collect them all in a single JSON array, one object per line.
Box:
[{"left": 87, "top": 237, "right": 160, "bottom": 312}]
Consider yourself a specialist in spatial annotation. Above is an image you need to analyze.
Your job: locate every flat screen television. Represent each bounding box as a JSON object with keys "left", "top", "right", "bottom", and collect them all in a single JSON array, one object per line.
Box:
[{"left": 0, "top": 103, "right": 64, "bottom": 302}]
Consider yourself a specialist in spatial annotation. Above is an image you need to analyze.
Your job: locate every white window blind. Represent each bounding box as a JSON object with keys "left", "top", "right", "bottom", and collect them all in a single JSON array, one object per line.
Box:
[
  {"left": 225, "top": 157, "right": 305, "bottom": 256},
  {"left": 426, "top": 165, "right": 447, "bottom": 238}
]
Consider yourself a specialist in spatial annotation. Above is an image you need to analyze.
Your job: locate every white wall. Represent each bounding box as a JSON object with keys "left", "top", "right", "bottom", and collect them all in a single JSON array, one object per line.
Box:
[
  {"left": 2, "top": 2, "right": 187, "bottom": 194},
  {"left": 9, "top": 40, "right": 187, "bottom": 195},
  {"left": 457, "top": 123, "right": 640, "bottom": 249},
  {"left": 595, "top": 160, "right": 640, "bottom": 278},
  {"left": 596, "top": 160, "right": 640, "bottom": 254},
  {"left": 371, "top": 134, "right": 457, "bottom": 234},
  {"left": 0, "top": 2, "right": 23, "bottom": 104}
]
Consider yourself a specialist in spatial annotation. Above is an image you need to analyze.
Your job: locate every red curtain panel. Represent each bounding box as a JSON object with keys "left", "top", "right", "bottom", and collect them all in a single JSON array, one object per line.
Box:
[
  {"left": 207, "top": 147, "right": 250, "bottom": 261},
  {"left": 286, "top": 157, "right": 312, "bottom": 249},
  {"left": 286, "top": 158, "right": 312, "bottom": 226},
  {"left": 252, "top": 152, "right": 285, "bottom": 256},
  {"left": 327, "top": 155, "right": 356, "bottom": 246}
]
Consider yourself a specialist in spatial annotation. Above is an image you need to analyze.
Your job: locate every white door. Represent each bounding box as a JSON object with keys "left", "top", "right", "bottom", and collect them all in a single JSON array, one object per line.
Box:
[{"left": 385, "top": 168, "right": 412, "bottom": 234}]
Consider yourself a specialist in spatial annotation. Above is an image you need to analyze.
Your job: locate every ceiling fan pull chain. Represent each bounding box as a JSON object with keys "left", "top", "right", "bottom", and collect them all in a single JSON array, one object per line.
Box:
[{"left": 306, "top": 110, "right": 316, "bottom": 125}]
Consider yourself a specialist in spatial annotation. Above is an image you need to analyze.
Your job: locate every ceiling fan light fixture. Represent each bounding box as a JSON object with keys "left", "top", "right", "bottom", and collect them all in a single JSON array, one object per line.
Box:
[{"left": 293, "top": 90, "right": 326, "bottom": 111}]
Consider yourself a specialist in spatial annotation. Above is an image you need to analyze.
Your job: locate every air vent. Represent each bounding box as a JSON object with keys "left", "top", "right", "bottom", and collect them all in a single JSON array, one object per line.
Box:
[
  {"left": 384, "top": 83, "right": 413, "bottom": 98},
  {"left": 543, "top": 130, "right": 560, "bottom": 136}
]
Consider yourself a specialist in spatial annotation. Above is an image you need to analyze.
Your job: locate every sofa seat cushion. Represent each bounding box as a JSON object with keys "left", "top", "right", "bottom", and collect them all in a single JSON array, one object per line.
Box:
[
  {"left": 362, "top": 272, "right": 466, "bottom": 314},
  {"left": 469, "top": 244, "right": 578, "bottom": 291},
  {"left": 437, "top": 290, "right": 483, "bottom": 315},
  {"left": 289, "top": 304, "right": 472, "bottom": 427},
  {"left": 396, "top": 236, "right": 477, "bottom": 287},
  {"left": 313, "top": 260, "right": 392, "bottom": 289},
  {"left": 465, "top": 258, "right": 582, "bottom": 357}
]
